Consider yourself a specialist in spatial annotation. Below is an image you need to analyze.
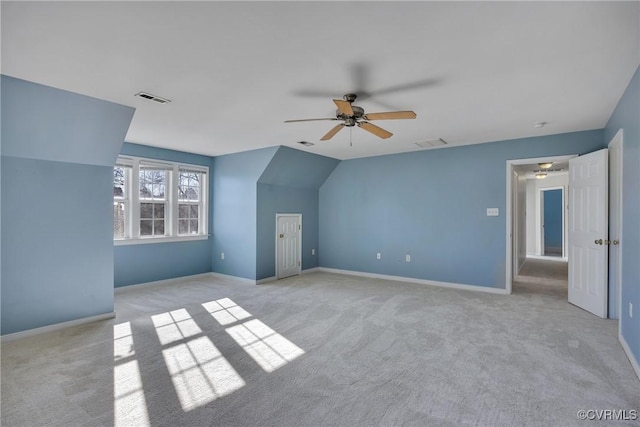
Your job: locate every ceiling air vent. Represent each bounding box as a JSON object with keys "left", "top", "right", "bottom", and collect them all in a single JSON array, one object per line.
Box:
[
  {"left": 135, "top": 92, "right": 171, "bottom": 104},
  {"left": 414, "top": 138, "right": 447, "bottom": 148}
]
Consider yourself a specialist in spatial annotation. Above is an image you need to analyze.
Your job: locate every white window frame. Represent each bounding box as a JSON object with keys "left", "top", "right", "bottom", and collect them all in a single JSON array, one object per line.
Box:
[{"left": 114, "top": 155, "right": 209, "bottom": 246}]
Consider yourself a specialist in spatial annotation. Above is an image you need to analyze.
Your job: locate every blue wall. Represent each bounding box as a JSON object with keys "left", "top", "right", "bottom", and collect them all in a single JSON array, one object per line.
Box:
[
  {"left": 543, "top": 189, "right": 563, "bottom": 252},
  {"left": 605, "top": 64, "right": 640, "bottom": 370},
  {"left": 319, "top": 130, "right": 605, "bottom": 289},
  {"left": 211, "top": 147, "right": 278, "bottom": 280},
  {"left": 1, "top": 75, "right": 134, "bottom": 335},
  {"left": 256, "top": 184, "right": 319, "bottom": 279},
  {"left": 114, "top": 143, "right": 214, "bottom": 287},
  {"left": 256, "top": 146, "right": 339, "bottom": 280}
]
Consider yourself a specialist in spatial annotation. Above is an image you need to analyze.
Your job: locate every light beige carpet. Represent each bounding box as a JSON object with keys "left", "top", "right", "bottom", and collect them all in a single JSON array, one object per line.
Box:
[{"left": 2, "top": 270, "right": 638, "bottom": 426}]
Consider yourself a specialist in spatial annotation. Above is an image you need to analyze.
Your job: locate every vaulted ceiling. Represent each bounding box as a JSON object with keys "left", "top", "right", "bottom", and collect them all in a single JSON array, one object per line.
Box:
[{"left": 2, "top": 1, "right": 639, "bottom": 160}]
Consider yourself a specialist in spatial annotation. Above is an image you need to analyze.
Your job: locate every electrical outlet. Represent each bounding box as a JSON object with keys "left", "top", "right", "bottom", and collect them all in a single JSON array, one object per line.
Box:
[
  {"left": 312, "top": 249, "right": 315, "bottom": 255},
  {"left": 630, "top": 302, "right": 633, "bottom": 318},
  {"left": 377, "top": 253, "right": 381, "bottom": 259},
  {"left": 406, "top": 254, "right": 411, "bottom": 262},
  {"left": 221, "top": 252, "right": 225, "bottom": 260},
  {"left": 487, "top": 208, "right": 499, "bottom": 216}
]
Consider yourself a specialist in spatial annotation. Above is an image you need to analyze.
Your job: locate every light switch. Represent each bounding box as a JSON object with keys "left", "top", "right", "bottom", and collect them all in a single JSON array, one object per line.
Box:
[{"left": 487, "top": 208, "right": 499, "bottom": 216}]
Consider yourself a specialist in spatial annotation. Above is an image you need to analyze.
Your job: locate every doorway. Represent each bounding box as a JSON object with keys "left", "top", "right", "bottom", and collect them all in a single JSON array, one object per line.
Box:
[
  {"left": 275, "top": 214, "right": 302, "bottom": 279},
  {"left": 505, "top": 154, "right": 575, "bottom": 295}
]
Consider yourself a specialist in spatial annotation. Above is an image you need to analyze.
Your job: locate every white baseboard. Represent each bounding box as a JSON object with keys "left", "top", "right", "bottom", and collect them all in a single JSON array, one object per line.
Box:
[
  {"left": 115, "top": 272, "right": 214, "bottom": 294},
  {"left": 1, "top": 312, "right": 116, "bottom": 342},
  {"left": 619, "top": 331, "right": 640, "bottom": 380},
  {"left": 317, "top": 267, "right": 508, "bottom": 295},
  {"left": 256, "top": 267, "right": 320, "bottom": 284},
  {"left": 256, "top": 276, "right": 277, "bottom": 285},
  {"left": 209, "top": 272, "right": 257, "bottom": 285}
]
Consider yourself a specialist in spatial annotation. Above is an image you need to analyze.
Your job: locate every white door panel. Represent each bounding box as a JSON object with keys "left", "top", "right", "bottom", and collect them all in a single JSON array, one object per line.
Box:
[
  {"left": 568, "top": 149, "right": 608, "bottom": 318},
  {"left": 276, "top": 214, "right": 301, "bottom": 279}
]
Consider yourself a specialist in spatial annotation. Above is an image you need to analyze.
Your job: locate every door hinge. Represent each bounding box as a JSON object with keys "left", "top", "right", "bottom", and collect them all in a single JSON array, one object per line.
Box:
[
  {"left": 298, "top": 261, "right": 301, "bottom": 266},
  {"left": 298, "top": 225, "right": 301, "bottom": 230}
]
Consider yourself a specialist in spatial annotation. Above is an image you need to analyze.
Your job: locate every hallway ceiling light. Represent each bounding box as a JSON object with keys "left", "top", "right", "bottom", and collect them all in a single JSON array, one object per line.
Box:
[
  {"left": 535, "top": 172, "right": 548, "bottom": 179},
  {"left": 538, "top": 162, "right": 554, "bottom": 169}
]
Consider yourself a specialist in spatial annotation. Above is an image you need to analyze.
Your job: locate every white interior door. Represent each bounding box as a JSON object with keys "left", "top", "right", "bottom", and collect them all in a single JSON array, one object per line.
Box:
[
  {"left": 276, "top": 214, "right": 301, "bottom": 279},
  {"left": 568, "top": 149, "right": 608, "bottom": 318}
]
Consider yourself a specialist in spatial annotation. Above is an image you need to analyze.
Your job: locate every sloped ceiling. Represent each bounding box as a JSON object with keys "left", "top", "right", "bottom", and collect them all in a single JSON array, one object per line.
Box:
[{"left": 258, "top": 146, "right": 340, "bottom": 189}]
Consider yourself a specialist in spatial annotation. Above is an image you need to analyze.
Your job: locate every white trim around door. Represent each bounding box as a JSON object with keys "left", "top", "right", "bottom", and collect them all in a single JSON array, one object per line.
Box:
[{"left": 505, "top": 154, "right": 577, "bottom": 294}]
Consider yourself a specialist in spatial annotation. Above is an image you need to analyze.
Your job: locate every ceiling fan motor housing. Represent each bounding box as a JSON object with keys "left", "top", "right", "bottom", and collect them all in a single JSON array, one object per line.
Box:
[{"left": 337, "top": 105, "right": 364, "bottom": 126}]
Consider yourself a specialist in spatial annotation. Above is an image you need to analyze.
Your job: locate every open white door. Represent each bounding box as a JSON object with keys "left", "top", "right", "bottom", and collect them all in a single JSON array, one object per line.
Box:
[
  {"left": 568, "top": 149, "right": 608, "bottom": 318},
  {"left": 276, "top": 214, "right": 301, "bottom": 279}
]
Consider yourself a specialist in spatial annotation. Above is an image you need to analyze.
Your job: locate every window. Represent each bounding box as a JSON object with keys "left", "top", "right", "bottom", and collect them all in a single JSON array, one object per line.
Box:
[
  {"left": 178, "top": 168, "right": 202, "bottom": 235},
  {"left": 113, "top": 156, "right": 208, "bottom": 245}
]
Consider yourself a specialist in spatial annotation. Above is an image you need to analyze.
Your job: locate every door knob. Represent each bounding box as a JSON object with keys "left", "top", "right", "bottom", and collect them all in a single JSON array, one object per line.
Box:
[
  {"left": 279, "top": 233, "right": 284, "bottom": 238},
  {"left": 613, "top": 240, "right": 619, "bottom": 245},
  {"left": 594, "top": 239, "right": 603, "bottom": 245}
]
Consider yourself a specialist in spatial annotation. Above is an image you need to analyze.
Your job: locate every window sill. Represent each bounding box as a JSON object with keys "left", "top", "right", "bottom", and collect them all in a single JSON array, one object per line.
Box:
[{"left": 114, "top": 235, "right": 210, "bottom": 246}]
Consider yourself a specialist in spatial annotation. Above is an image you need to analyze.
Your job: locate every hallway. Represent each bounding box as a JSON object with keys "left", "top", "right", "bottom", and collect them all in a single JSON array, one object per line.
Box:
[{"left": 514, "top": 258, "right": 568, "bottom": 300}]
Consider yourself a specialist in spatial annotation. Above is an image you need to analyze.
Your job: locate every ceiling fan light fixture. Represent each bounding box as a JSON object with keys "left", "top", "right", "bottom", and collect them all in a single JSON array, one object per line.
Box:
[{"left": 297, "top": 141, "right": 314, "bottom": 147}]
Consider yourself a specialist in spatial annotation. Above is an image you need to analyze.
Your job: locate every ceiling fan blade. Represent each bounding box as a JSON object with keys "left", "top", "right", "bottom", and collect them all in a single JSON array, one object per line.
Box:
[
  {"left": 284, "top": 118, "right": 338, "bottom": 123},
  {"left": 320, "top": 124, "right": 345, "bottom": 141},
  {"left": 369, "top": 78, "right": 440, "bottom": 97},
  {"left": 333, "top": 99, "right": 354, "bottom": 116},
  {"left": 363, "top": 111, "right": 417, "bottom": 120},
  {"left": 358, "top": 122, "right": 393, "bottom": 139}
]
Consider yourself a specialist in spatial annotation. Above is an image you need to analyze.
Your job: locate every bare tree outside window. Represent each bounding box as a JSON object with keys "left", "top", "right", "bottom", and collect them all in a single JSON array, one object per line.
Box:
[
  {"left": 178, "top": 171, "right": 201, "bottom": 234},
  {"left": 113, "top": 166, "right": 127, "bottom": 238},
  {"left": 113, "top": 158, "right": 207, "bottom": 241},
  {"left": 139, "top": 169, "right": 167, "bottom": 236}
]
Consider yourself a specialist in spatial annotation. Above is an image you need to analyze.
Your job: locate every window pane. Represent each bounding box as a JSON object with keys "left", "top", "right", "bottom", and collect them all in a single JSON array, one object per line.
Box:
[
  {"left": 179, "top": 205, "right": 189, "bottom": 219},
  {"left": 154, "top": 203, "right": 165, "bottom": 219},
  {"left": 114, "top": 167, "right": 126, "bottom": 198},
  {"left": 114, "top": 202, "right": 126, "bottom": 238},
  {"left": 154, "top": 220, "right": 165, "bottom": 235},
  {"left": 190, "top": 205, "right": 199, "bottom": 218},
  {"left": 178, "top": 171, "right": 200, "bottom": 201},
  {"left": 189, "top": 220, "right": 198, "bottom": 234},
  {"left": 140, "top": 203, "right": 152, "bottom": 219},
  {"left": 179, "top": 219, "right": 189, "bottom": 234},
  {"left": 140, "top": 170, "right": 166, "bottom": 199},
  {"left": 140, "top": 220, "right": 152, "bottom": 236}
]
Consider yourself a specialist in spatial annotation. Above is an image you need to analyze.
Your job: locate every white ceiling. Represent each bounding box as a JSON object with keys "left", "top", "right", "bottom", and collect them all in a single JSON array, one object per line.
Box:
[{"left": 2, "top": 1, "right": 639, "bottom": 160}]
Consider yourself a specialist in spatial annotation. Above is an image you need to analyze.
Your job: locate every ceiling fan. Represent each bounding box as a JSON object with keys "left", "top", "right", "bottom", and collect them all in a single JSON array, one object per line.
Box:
[{"left": 284, "top": 93, "right": 416, "bottom": 141}]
